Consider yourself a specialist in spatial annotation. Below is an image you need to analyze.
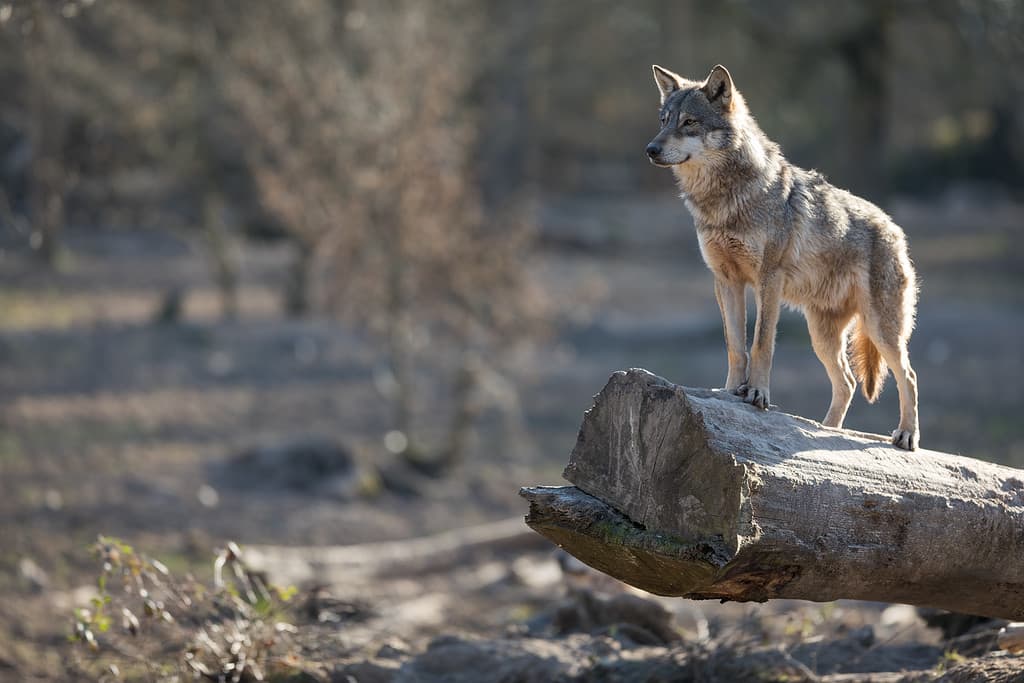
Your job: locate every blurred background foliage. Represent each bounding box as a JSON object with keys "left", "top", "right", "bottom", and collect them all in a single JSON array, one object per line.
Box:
[
  {"left": 1, "top": 0, "right": 1021, "bottom": 455},
  {"left": 2, "top": 0, "right": 1022, "bottom": 256}
]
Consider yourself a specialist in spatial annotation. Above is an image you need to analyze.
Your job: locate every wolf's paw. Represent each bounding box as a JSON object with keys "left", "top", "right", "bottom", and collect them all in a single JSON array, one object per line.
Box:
[
  {"left": 739, "top": 384, "right": 770, "bottom": 410},
  {"left": 891, "top": 428, "right": 919, "bottom": 451}
]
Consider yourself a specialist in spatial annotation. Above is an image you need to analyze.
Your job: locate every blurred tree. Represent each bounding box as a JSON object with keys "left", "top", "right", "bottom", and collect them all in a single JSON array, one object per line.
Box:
[
  {"left": 226, "top": 0, "right": 548, "bottom": 472},
  {"left": 702, "top": 0, "right": 1023, "bottom": 198},
  {"left": 2, "top": 0, "right": 256, "bottom": 314},
  {"left": 88, "top": 0, "right": 249, "bottom": 320},
  {"left": 716, "top": 0, "right": 894, "bottom": 198},
  {"left": 0, "top": 0, "right": 99, "bottom": 266}
]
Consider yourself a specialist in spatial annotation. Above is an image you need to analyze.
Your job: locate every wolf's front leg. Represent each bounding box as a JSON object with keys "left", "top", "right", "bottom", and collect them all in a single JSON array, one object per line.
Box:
[
  {"left": 740, "top": 272, "right": 783, "bottom": 409},
  {"left": 714, "top": 277, "right": 748, "bottom": 392}
]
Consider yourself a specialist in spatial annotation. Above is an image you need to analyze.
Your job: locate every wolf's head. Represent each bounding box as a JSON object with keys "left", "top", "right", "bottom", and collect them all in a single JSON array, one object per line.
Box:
[{"left": 646, "top": 65, "right": 741, "bottom": 168}]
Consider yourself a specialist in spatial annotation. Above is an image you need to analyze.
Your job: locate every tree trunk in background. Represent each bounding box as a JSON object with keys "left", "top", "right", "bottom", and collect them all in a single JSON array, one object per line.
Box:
[
  {"left": 26, "top": 1, "right": 70, "bottom": 268},
  {"left": 284, "top": 239, "right": 313, "bottom": 317},
  {"left": 202, "top": 191, "right": 240, "bottom": 320},
  {"left": 439, "top": 350, "right": 483, "bottom": 471},
  {"left": 522, "top": 369, "right": 1024, "bottom": 621},
  {"left": 836, "top": 1, "right": 890, "bottom": 200},
  {"left": 27, "top": 156, "right": 66, "bottom": 267},
  {"left": 384, "top": 244, "right": 417, "bottom": 461},
  {"left": 477, "top": 0, "right": 538, "bottom": 211}
]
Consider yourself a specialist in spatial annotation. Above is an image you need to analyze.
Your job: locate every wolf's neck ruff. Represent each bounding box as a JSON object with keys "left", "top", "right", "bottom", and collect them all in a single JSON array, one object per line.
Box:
[{"left": 672, "top": 115, "right": 784, "bottom": 230}]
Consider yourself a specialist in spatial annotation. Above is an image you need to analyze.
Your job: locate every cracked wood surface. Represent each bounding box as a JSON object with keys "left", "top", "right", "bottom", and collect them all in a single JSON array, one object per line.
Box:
[{"left": 521, "top": 368, "right": 1024, "bottom": 619}]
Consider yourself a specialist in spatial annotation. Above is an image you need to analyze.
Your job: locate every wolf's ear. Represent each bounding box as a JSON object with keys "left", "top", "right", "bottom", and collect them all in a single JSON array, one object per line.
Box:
[
  {"left": 652, "top": 65, "right": 683, "bottom": 103},
  {"left": 702, "top": 64, "right": 734, "bottom": 111}
]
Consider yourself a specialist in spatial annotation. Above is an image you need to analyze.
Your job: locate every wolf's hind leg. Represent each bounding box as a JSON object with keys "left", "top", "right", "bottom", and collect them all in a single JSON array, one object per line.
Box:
[
  {"left": 874, "top": 335, "right": 919, "bottom": 450},
  {"left": 863, "top": 285, "right": 919, "bottom": 450},
  {"left": 806, "top": 308, "right": 856, "bottom": 428}
]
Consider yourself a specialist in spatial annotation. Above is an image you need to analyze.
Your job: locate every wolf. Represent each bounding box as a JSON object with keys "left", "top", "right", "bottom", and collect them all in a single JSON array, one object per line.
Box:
[{"left": 646, "top": 64, "right": 919, "bottom": 450}]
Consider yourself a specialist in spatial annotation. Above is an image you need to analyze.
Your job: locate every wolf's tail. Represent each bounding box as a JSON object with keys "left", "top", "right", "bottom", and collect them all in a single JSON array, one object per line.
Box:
[{"left": 850, "top": 319, "right": 886, "bottom": 403}]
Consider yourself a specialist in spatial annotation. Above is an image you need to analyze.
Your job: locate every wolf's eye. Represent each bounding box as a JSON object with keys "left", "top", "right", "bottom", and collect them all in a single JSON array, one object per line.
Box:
[{"left": 682, "top": 118, "right": 697, "bottom": 127}]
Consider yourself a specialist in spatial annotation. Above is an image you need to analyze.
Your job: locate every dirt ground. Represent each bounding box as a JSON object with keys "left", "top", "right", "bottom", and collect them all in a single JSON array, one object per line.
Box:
[{"left": 1, "top": 191, "right": 1023, "bottom": 681}]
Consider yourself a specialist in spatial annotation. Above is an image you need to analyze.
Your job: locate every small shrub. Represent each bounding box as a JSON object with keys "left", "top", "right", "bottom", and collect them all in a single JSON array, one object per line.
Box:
[{"left": 70, "top": 536, "right": 317, "bottom": 682}]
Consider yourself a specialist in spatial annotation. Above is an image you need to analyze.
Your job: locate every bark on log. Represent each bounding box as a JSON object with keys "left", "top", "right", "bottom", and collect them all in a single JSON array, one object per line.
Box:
[
  {"left": 998, "top": 623, "right": 1024, "bottom": 653},
  {"left": 520, "top": 368, "right": 1024, "bottom": 620}
]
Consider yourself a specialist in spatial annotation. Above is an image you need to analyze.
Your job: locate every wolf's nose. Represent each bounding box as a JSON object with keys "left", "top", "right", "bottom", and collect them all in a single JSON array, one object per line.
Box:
[{"left": 646, "top": 142, "right": 662, "bottom": 158}]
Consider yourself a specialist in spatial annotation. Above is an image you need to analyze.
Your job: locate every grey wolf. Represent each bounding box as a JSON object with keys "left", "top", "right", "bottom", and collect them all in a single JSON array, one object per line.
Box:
[{"left": 646, "top": 64, "right": 919, "bottom": 450}]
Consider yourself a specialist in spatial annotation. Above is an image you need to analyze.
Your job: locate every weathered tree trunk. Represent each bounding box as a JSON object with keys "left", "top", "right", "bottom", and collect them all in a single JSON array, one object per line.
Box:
[{"left": 521, "top": 368, "right": 1024, "bottom": 620}]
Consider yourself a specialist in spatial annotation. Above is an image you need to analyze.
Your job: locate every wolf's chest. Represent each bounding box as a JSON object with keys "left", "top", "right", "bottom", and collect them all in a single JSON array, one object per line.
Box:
[{"left": 696, "top": 230, "right": 763, "bottom": 283}]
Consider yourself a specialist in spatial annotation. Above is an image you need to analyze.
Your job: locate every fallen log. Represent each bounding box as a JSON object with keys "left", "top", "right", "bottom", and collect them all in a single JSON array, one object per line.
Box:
[
  {"left": 521, "top": 368, "right": 1024, "bottom": 620},
  {"left": 245, "top": 517, "right": 546, "bottom": 585}
]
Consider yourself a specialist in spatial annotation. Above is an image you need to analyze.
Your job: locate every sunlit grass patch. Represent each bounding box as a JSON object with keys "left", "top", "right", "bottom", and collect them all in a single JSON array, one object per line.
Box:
[
  {"left": 0, "top": 430, "right": 26, "bottom": 467},
  {"left": 0, "top": 289, "right": 160, "bottom": 331},
  {"left": 8, "top": 388, "right": 257, "bottom": 429},
  {"left": 0, "top": 289, "right": 84, "bottom": 331},
  {"left": 0, "top": 285, "right": 284, "bottom": 332}
]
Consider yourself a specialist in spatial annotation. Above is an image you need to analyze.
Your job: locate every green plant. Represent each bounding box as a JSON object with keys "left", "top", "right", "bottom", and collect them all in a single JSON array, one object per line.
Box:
[{"left": 71, "top": 536, "right": 312, "bottom": 682}]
